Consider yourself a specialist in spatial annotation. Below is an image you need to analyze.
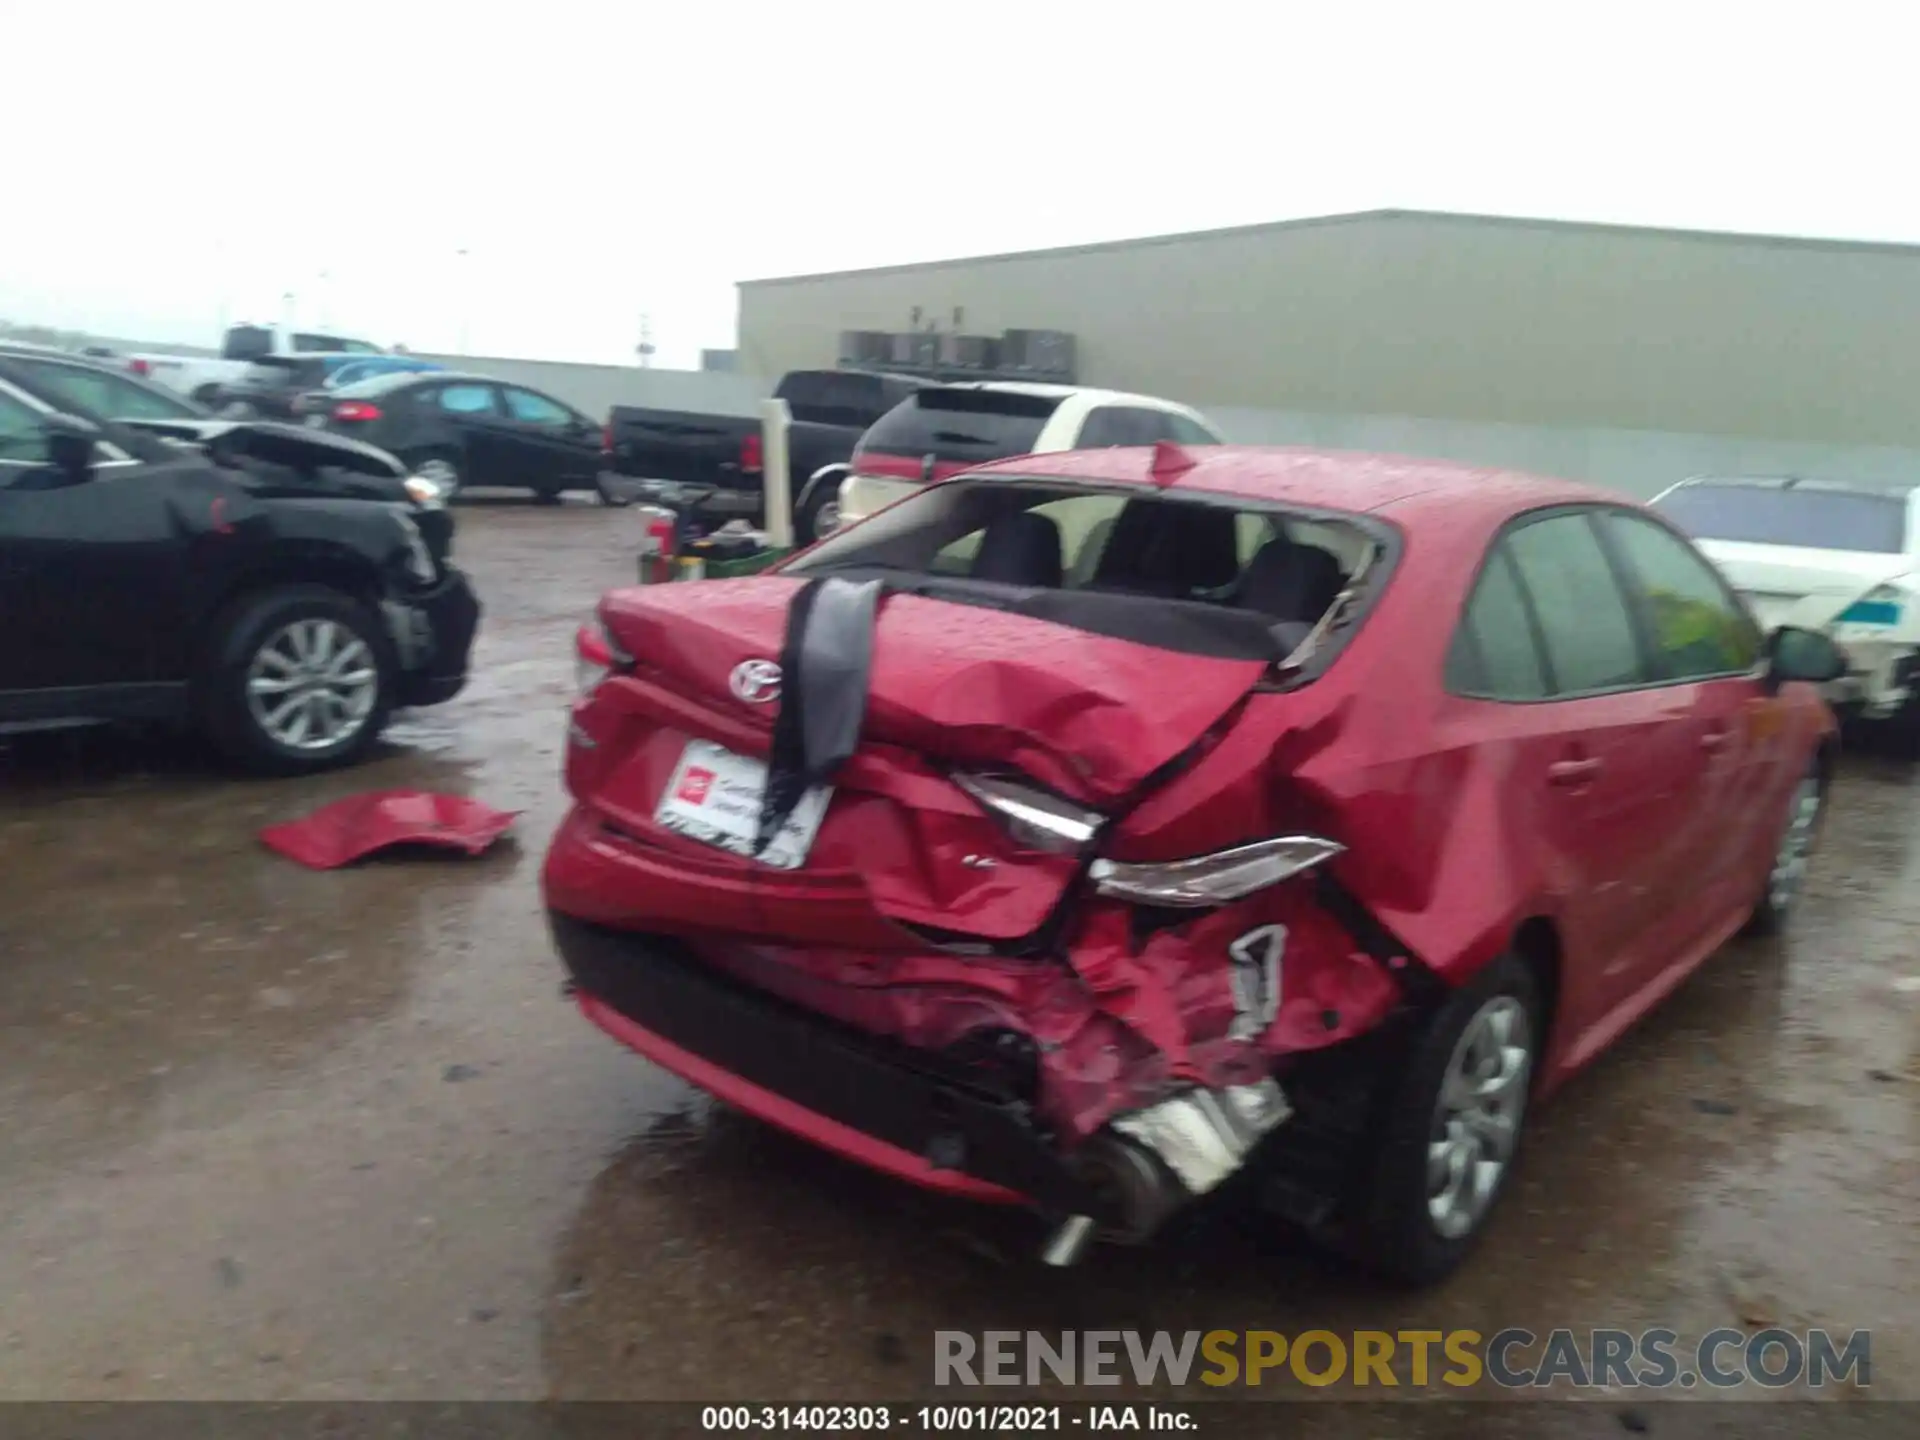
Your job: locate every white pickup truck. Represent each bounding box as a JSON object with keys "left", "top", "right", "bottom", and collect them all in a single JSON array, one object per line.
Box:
[
  {"left": 127, "top": 323, "right": 387, "bottom": 408},
  {"left": 1651, "top": 475, "right": 1920, "bottom": 736}
]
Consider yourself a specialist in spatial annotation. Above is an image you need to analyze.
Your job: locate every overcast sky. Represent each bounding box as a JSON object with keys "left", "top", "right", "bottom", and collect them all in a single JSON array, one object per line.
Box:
[{"left": 3, "top": 1, "right": 1909, "bottom": 368}]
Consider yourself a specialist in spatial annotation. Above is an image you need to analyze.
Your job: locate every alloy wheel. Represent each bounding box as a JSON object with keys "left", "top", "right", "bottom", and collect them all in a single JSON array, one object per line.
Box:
[
  {"left": 1767, "top": 774, "right": 1823, "bottom": 913},
  {"left": 244, "top": 618, "right": 379, "bottom": 752},
  {"left": 1426, "top": 995, "right": 1533, "bottom": 1241}
]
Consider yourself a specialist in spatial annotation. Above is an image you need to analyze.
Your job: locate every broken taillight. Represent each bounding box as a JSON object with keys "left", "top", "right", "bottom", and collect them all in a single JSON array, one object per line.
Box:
[
  {"left": 573, "top": 616, "right": 632, "bottom": 703},
  {"left": 953, "top": 772, "right": 1105, "bottom": 855},
  {"left": 1089, "top": 837, "right": 1344, "bottom": 908}
]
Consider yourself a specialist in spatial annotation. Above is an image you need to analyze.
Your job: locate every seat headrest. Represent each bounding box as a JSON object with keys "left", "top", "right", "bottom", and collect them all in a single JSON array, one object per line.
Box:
[
  {"left": 1239, "top": 537, "right": 1346, "bottom": 623},
  {"left": 970, "top": 510, "right": 1064, "bottom": 588}
]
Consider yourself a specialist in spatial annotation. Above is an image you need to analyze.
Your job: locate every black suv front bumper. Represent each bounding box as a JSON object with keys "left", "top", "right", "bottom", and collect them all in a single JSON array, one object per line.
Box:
[{"left": 389, "top": 566, "right": 481, "bottom": 707}]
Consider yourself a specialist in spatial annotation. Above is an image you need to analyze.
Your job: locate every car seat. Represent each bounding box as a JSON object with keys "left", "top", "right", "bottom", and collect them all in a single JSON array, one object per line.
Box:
[
  {"left": 1089, "top": 502, "right": 1241, "bottom": 598},
  {"left": 1237, "top": 537, "right": 1347, "bottom": 623},
  {"left": 970, "top": 510, "right": 1064, "bottom": 587}
]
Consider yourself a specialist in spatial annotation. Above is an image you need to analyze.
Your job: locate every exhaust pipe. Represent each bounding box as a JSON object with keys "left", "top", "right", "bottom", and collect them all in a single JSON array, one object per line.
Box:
[
  {"left": 1039, "top": 1214, "right": 1097, "bottom": 1268},
  {"left": 1039, "top": 1133, "right": 1192, "bottom": 1268}
]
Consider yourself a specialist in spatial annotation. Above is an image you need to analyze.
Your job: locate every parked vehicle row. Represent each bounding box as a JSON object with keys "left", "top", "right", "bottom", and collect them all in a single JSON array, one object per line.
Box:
[
  {"left": 0, "top": 342, "right": 478, "bottom": 772},
  {"left": 600, "top": 369, "right": 928, "bottom": 540},
  {"left": 303, "top": 370, "right": 606, "bottom": 504},
  {"left": 547, "top": 440, "right": 1847, "bottom": 1285},
  {"left": 600, "top": 371, "right": 1227, "bottom": 545},
  {"left": 128, "top": 322, "right": 389, "bottom": 409}
]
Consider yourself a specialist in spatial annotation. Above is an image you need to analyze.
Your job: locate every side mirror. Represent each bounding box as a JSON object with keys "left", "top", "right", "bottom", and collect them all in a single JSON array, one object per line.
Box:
[
  {"left": 1765, "top": 625, "right": 1849, "bottom": 691},
  {"left": 42, "top": 412, "right": 105, "bottom": 483}
]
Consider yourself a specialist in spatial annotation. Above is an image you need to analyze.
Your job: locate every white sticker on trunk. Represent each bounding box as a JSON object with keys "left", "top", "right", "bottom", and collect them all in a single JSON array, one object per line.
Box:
[{"left": 1227, "top": 924, "right": 1286, "bottom": 1041}]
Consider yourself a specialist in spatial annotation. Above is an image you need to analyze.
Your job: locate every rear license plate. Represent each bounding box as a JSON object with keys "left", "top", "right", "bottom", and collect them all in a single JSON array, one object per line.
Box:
[
  {"left": 304, "top": 413, "right": 327, "bottom": 429},
  {"left": 654, "top": 739, "right": 831, "bottom": 870}
]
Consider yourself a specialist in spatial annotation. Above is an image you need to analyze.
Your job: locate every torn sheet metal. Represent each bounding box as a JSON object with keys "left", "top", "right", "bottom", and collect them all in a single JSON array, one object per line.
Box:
[
  {"left": 1109, "top": 1079, "right": 1292, "bottom": 1196},
  {"left": 598, "top": 577, "right": 1269, "bottom": 807},
  {"left": 261, "top": 791, "right": 520, "bottom": 870}
]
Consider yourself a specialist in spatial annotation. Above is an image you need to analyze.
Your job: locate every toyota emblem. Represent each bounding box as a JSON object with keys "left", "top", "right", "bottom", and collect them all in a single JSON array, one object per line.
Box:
[{"left": 729, "top": 659, "right": 782, "bottom": 704}]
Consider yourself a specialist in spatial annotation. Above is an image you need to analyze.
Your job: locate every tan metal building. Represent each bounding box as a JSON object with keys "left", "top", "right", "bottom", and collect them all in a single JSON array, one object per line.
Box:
[{"left": 736, "top": 210, "right": 1920, "bottom": 456}]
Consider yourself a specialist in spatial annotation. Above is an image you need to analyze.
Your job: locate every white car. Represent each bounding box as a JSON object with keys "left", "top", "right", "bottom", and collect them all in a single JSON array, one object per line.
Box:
[
  {"left": 833, "top": 382, "right": 1222, "bottom": 533},
  {"left": 1651, "top": 475, "right": 1920, "bottom": 726}
]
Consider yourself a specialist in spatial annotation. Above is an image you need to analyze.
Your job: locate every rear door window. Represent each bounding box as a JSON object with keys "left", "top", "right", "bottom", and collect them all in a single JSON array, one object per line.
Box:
[
  {"left": 860, "top": 389, "right": 1061, "bottom": 467},
  {"left": 503, "top": 387, "right": 574, "bottom": 426},
  {"left": 1503, "top": 512, "right": 1647, "bottom": 695},
  {"left": 437, "top": 384, "right": 500, "bottom": 416},
  {"left": 1078, "top": 407, "right": 1176, "bottom": 448},
  {"left": 1165, "top": 411, "right": 1222, "bottom": 445}
]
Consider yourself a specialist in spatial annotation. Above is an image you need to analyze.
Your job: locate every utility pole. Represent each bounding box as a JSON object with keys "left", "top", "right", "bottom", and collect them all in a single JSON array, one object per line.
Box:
[
  {"left": 636, "top": 313, "right": 655, "bottom": 368},
  {"left": 456, "top": 248, "right": 471, "bottom": 354}
]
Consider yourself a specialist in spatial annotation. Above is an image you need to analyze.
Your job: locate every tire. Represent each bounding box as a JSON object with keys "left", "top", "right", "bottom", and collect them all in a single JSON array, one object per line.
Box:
[
  {"left": 532, "top": 488, "right": 564, "bottom": 506},
  {"left": 1351, "top": 953, "right": 1541, "bottom": 1286},
  {"left": 198, "top": 586, "right": 394, "bottom": 776},
  {"left": 1743, "top": 761, "right": 1826, "bottom": 936},
  {"left": 595, "top": 472, "right": 634, "bottom": 508},
  {"left": 795, "top": 482, "right": 841, "bottom": 546},
  {"left": 1880, "top": 691, "right": 1920, "bottom": 761},
  {"left": 408, "top": 453, "right": 464, "bottom": 503},
  {"left": 190, "top": 384, "right": 223, "bottom": 410}
]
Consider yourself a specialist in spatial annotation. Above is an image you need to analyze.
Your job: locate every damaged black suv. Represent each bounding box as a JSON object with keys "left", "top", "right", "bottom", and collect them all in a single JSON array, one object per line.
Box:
[{"left": 0, "top": 355, "right": 480, "bottom": 774}]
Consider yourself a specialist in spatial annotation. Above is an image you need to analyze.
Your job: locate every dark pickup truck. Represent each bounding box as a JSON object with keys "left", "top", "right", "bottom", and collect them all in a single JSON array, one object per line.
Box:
[{"left": 600, "top": 369, "right": 925, "bottom": 543}]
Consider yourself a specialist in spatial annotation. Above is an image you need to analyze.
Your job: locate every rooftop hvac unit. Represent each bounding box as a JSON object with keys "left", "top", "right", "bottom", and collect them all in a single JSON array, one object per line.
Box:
[
  {"left": 838, "top": 330, "right": 892, "bottom": 366},
  {"left": 889, "top": 332, "right": 941, "bottom": 368},
  {"left": 1001, "top": 329, "right": 1077, "bottom": 380},
  {"left": 939, "top": 334, "right": 1001, "bottom": 370}
]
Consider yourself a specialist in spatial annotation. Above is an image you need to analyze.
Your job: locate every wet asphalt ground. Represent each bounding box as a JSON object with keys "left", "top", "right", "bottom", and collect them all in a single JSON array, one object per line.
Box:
[{"left": 0, "top": 502, "right": 1915, "bottom": 1422}]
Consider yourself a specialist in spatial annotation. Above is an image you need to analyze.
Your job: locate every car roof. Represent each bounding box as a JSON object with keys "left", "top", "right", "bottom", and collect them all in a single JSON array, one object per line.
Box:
[
  {"left": 0, "top": 342, "right": 126, "bottom": 371},
  {"left": 916, "top": 380, "right": 1183, "bottom": 406},
  {"left": 1667, "top": 474, "right": 1916, "bottom": 500},
  {"left": 963, "top": 444, "right": 1626, "bottom": 523}
]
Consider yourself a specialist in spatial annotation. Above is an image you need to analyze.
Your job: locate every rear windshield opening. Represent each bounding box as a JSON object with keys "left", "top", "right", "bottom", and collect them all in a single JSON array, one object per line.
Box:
[
  {"left": 859, "top": 390, "right": 1062, "bottom": 468},
  {"left": 1656, "top": 483, "right": 1908, "bottom": 554},
  {"left": 785, "top": 477, "right": 1389, "bottom": 664}
]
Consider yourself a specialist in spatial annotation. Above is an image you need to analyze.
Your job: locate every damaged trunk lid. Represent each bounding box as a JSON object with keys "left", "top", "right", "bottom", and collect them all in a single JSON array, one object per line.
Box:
[{"left": 577, "top": 576, "right": 1271, "bottom": 943}]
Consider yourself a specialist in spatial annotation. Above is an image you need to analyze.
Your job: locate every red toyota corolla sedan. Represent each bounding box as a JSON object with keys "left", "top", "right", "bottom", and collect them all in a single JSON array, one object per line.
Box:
[{"left": 544, "top": 444, "right": 1845, "bottom": 1284}]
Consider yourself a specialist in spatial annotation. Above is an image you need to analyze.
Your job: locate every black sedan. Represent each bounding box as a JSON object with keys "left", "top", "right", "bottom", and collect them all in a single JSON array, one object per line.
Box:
[
  {"left": 0, "top": 362, "right": 479, "bottom": 773},
  {"left": 299, "top": 372, "right": 608, "bottom": 504}
]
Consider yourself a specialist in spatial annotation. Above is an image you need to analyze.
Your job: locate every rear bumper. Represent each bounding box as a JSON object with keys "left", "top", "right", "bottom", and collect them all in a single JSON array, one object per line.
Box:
[{"left": 548, "top": 911, "right": 1111, "bottom": 1217}]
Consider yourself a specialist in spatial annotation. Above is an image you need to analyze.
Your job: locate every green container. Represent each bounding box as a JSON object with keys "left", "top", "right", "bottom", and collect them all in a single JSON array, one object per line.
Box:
[{"left": 674, "top": 545, "right": 794, "bottom": 581}]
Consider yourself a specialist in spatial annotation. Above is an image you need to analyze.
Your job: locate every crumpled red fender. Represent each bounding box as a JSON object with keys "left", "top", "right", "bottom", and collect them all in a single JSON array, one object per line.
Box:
[{"left": 260, "top": 791, "right": 521, "bottom": 870}]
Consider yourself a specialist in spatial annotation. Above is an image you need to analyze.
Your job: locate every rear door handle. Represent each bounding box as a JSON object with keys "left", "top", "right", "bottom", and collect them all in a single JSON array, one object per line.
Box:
[
  {"left": 1549, "top": 757, "right": 1603, "bottom": 785},
  {"left": 1700, "top": 728, "right": 1730, "bottom": 751}
]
